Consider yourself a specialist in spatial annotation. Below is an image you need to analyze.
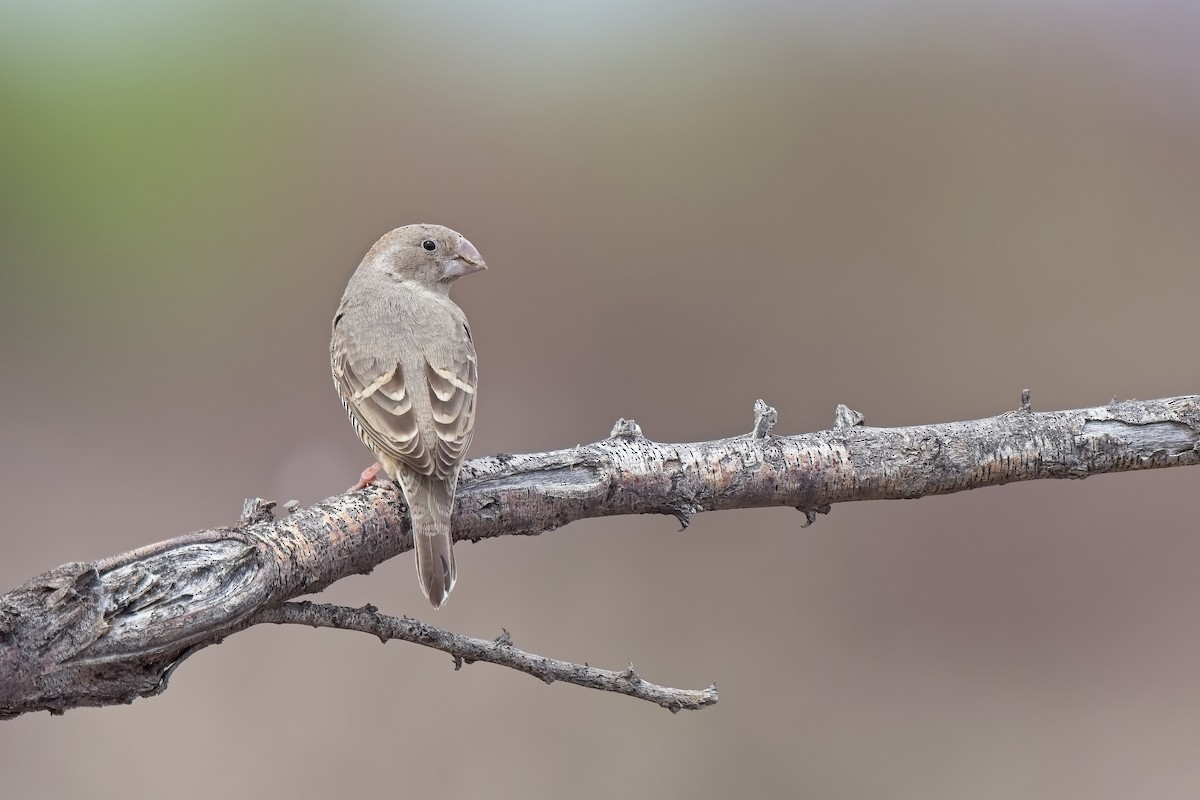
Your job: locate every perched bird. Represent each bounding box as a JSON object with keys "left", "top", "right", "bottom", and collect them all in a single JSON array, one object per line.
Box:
[{"left": 331, "top": 224, "right": 485, "bottom": 608}]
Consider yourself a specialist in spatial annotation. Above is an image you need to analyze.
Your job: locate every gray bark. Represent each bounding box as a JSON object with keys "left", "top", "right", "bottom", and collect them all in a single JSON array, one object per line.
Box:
[{"left": 2, "top": 394, "right": 1197, "bottom": 718}]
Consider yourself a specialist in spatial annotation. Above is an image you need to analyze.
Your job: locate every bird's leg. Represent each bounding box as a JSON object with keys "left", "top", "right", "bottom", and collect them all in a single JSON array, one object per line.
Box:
[{"left": 350, "top": 462, "right": 385, "bottom": 492}]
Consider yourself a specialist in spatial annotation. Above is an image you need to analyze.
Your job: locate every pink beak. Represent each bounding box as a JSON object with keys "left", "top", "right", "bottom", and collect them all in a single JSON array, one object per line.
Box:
[{"left": 442, "top": 235, "right": 488, "bottom": 279}]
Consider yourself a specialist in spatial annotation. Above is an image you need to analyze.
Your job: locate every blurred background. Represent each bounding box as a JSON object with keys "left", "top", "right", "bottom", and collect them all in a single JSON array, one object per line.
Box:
[{"left": 2, "top": 0, "right": 1199, "bottom": 797}]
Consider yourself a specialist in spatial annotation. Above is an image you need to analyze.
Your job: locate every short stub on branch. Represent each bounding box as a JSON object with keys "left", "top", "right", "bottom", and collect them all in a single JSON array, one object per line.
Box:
[
  {"left": 240, "top": 498, "right": 276, "bottom": 526},
  {"left": 834, "top": 404, "right": 865, "bottom": 429},
  {"left": 751, "top": 399, "right": 778, "bottom": 438},
  {"left": 797, "top": 504, "right": 832, "bottom": 527},
  {"left": 609, "top": 418, "right": 645, "bottom": 439}
]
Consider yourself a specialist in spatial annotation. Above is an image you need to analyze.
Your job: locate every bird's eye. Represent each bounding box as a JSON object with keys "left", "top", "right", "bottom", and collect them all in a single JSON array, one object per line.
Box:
[{"left": 421, "top": 239, "right": 437, "bottom": 252}]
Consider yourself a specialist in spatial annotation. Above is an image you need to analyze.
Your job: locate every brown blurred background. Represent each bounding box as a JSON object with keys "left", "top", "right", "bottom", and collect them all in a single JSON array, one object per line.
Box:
[{"left": 2, "top": 1, "right": 1199, "bottom": 797}]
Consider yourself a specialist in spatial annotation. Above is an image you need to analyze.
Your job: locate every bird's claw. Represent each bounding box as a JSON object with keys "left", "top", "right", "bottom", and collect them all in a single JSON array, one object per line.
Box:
[{"left": 350, "top": 462, "right": 385, "bottom": 492}]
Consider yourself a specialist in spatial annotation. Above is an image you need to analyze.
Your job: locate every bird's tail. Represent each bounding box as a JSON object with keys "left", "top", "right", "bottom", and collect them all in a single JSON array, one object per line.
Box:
[{"left": 403, "top": 475, "right": 458, "bottom": 608}]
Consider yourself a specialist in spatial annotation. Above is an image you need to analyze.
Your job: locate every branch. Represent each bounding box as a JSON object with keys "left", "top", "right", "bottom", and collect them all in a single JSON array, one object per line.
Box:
[
  {"left": 252, "top": 602, "right": 717, "bottom": 712},
  {"left": 2, "top": 393, "right": 1197, "bottom": 719}
]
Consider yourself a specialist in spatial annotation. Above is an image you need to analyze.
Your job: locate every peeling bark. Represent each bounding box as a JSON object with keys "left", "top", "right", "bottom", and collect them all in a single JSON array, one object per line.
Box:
[{"left": 2, "top": 394, "right": 1197, "bottom": 718}]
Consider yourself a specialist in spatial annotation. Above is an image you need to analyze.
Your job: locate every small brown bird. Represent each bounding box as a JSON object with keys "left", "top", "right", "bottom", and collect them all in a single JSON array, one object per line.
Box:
[{"left": 331, "top": 224, "right": 485, "bottom": 608}]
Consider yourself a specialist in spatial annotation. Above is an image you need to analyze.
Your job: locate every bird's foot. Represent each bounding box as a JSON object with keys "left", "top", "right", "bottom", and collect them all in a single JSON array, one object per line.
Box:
[{"left": 350, "top": 462, "right": 385, "bottom": 492}]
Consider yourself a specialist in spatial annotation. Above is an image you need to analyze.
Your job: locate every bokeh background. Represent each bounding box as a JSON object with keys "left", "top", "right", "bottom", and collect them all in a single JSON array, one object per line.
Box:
[{"left": 2, "top": 1, "right": 1199, "bottom": 797}]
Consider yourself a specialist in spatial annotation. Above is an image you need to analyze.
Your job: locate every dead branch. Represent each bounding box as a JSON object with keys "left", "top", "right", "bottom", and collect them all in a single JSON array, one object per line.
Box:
[
  {"left": 252, "top": 602, "right": 717, "bottom": 712},
  {"left": 2, "top": 393, "right": 1197, "bottom": 719}
]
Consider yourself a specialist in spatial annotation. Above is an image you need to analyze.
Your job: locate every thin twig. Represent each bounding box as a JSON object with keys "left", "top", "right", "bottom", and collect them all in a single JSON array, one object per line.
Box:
[{"left": 252, "top": 601, "right": 717, "bottom": 712}]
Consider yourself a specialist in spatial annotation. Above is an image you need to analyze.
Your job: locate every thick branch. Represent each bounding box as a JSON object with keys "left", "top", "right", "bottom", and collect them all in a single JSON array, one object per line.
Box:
[{"left": 2, "top": 394, "right": 1197, "bottom": 719}]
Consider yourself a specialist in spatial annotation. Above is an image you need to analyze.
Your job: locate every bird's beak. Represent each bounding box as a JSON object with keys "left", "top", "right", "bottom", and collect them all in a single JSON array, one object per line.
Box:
[{"left": 442, "top": 235, "right": 488, "bottom": 279}]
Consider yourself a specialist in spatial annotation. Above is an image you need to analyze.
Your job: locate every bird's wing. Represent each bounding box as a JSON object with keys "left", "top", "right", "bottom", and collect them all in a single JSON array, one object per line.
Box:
[
  {"left": 332, "top": 312, "right": 435, "bottom": 476},
  {"left": 423, "top": 320, "right": 478, "bottom": 481}
]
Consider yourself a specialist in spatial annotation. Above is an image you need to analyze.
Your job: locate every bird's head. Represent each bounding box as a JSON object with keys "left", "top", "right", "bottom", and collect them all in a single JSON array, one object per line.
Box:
[{"left": 368, "top": 223, "right": 487, "bottom": 290}]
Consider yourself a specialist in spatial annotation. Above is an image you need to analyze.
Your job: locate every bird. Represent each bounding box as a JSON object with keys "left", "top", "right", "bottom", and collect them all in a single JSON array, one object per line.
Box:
[{"left": 330, "top": 224, "right": 485, "bottom": 608}]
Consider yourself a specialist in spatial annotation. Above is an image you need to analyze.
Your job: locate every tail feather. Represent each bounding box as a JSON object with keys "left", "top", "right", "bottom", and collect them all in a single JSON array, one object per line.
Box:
[{"left": 401, "top": 474, "right": 458, "bottom": 608}]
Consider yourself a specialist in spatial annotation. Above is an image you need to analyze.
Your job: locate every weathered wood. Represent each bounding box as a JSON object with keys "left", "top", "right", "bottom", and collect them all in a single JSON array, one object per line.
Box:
[{"left": 2, "top": 395, "right": 1197, "bottom": 718}]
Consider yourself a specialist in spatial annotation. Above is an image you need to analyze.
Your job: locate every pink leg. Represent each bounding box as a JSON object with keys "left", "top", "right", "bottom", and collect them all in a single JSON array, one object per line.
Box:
[{"left": 350, "top": 462, "right": 385, "bottom": 492}]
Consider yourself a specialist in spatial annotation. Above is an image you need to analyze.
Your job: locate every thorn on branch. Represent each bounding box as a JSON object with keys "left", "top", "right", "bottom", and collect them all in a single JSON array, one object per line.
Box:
[
  {"left": 1020, "top": 389, "right": 1032, "bottom": 413},
  {"left": 239, "top": 498, "right": 276, "bottom": 526},
  {"left": 670, "top": 502, "right": 698, "bottom": 530},
  {"left": 148, "top": 643, "right": 205, "bottom": 698},
  {"left": 797, "top": 504, "right": 832, "bottom": 527},
  {"left": 283, "top": 500, "right": 300, "bottom": 514},
  {"left": 494, "top": 628, "right": 512, "bottom": 646},
  {"left": 834, "top": 404, "right": 865, "bottom": 429},
  {"left": 751, "top": 399, "right": 778, "bottom": 439},
  {"left": 610, "top": 418, "right": 644, "bottom": 439}
]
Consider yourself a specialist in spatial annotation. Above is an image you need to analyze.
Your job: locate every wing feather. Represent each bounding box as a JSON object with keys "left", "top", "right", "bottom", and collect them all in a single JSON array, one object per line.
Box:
[
  {"left": 333, "top": 328, "right": 433, "bottom": 475},
  {"left": 425, "top": 327, "right": 478, "bottom": 479},
  {"left": 332, "top": 312, "right": 476, "bottom": 481}
]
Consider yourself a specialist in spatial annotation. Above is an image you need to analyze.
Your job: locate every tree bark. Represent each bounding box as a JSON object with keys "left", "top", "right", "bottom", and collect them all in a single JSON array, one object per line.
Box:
[{"left": 2, "top": 394, "right": 1197, "bottom": 718}]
